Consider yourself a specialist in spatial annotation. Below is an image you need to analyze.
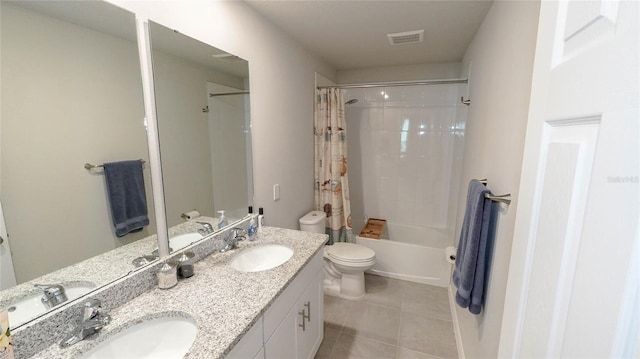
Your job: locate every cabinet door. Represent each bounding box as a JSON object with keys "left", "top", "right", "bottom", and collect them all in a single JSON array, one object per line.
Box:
[
  {"left": 264, "top": 305, "right": 297, "bottom": 359},
  {"left": 296, "top": 270, "right": 324, "bottom": 359}
]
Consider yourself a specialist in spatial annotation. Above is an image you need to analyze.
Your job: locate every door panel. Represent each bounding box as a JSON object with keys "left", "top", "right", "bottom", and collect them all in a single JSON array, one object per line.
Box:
[{"left": 500, "top": 0, "right": 639, "bottom": 357}]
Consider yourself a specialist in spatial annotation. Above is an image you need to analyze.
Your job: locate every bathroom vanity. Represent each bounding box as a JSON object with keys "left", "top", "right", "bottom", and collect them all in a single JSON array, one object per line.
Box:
[
  {"left": 227, "top": 238, "right": 324, "bottom": 359},
  {"left": 26, "top": 226, "right": 326, "bottom": 359}
]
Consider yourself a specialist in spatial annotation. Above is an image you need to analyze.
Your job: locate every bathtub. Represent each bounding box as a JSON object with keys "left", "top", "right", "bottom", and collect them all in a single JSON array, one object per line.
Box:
[{"left": 356, "top": 222, "right": 452, "bottom": 287}]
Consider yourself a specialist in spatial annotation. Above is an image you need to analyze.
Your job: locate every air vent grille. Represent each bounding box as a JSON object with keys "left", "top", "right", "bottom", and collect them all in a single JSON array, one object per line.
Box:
[{"left": 387, "top": 30, "right": 424, "bottom": 45}]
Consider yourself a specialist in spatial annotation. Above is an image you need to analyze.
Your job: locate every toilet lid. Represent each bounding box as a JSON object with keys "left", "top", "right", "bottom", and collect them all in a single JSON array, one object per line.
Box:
[{"left": 327, "top": 243, "right": 375, "bottom": 263}]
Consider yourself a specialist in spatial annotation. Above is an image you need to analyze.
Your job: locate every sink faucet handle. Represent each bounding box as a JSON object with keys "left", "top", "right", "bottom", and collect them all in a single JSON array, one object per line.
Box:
[
  {"left": 196, "top": 221, "right": 214, "bottom": 233},
  {"left": 34, "top": 283, "right": 64, "bottom": 294},
  {"left": 34, "top": 284, "right": 68, "bottom": 308},
  {"left": 82, "top": 299, "right": 104, "bottom": 321},
  {"left": 232, "top": 227, "right": 246, "bottom": 239}
]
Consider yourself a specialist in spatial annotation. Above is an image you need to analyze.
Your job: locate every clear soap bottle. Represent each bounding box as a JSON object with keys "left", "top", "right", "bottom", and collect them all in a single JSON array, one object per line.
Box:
[
  {"left": 217, "top": 210, "right": 228, "bottom": 229},
  {"left": 247, "top": 206, "right": 257, "bottom": 241}
]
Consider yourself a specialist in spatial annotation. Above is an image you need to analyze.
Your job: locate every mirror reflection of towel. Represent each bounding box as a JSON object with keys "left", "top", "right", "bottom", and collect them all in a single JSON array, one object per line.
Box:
[{"left": 103, "top": 160, "right": 149, "bottom": 237}]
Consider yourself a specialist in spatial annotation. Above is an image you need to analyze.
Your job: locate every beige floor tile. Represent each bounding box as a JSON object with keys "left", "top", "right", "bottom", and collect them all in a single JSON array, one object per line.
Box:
[
  {"left": 401, "top": 283, "right": 452, "bottom": 321},
  {"left": 324, "top": 294, "right": 353, "bottom": 327},
  {"left": 342, "top": 301, "right": 402, "bottom": 345},
  {"left": 396, "top": 347, "right": 443, "bottom": 359},
  {"left": 363, "top": 274, "right": 404, "bottom": 309},
  {"left": 398, "top": 312, "right": 458, "bottom": 358},
  {"left": 332, "top": 333, "right": 397, "bottom": 359},
  {"left": 315, "top": 323, "right": 341, "bottom": 359}
]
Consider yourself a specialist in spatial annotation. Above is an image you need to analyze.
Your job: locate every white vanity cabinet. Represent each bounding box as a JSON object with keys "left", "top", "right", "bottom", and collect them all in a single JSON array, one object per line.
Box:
[
  {"left": 294, "top": 270, "right": 323, "bottom": 359},
  {"left": 225, "top": 248, "right": 324, "bottom": 359},
  {"left": 226, "top": 317, "right": 265, "bottom": 359},
  {"left": 263, "top": 250, "right": 324, "bottom": 359}
]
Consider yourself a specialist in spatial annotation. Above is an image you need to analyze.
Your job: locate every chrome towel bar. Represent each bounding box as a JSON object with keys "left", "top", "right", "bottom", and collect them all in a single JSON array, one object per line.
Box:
[
  {"left": 84, "top": 159, "right": 146, "bottom": 170},
  {"left": 485, "top": 193, "right": 511, "bottom": 205},
  {"left": 477, "top": 178, "right": 511, "bottom": 205}
]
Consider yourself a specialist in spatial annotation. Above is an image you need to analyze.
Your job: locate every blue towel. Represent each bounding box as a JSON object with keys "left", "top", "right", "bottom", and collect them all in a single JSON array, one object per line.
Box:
[
  {"left": 103, "top": 160, "right": 149, "bottom": 237},
  {"left": 453, "top": 179, "right": 493, "bottom": 314}
]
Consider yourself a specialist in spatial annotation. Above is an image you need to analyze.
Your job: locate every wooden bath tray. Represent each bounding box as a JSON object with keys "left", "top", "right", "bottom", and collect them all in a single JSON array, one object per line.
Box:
[{"left": 359, "top": 218, "right": 387, "bottom": 239}]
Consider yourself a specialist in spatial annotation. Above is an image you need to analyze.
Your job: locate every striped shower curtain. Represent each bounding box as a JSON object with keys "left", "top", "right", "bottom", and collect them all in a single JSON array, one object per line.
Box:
[{"left": 314, "top": 88, "right": 353, "bottom": 244}]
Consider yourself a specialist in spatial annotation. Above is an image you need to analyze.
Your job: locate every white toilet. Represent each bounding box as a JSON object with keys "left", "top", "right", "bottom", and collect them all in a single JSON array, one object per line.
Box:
[{"left": 299, "top": 211, "right": 376, "bottom": 300}]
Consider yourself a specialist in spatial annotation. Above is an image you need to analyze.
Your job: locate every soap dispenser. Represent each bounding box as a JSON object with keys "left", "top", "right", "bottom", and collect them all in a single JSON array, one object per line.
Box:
[
  {"left": 247, "top": 206, "right": 257, "bottom": 241},
  {"left": 217, "top": 210, "right": 228, "bottom": 229},
  {"left": 257, "top": 207, "right": 265, "bottom": 228}
]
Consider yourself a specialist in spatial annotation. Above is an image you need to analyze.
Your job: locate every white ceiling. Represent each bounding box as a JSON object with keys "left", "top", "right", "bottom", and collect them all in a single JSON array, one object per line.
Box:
[{"left": 244, "top": 0, "right": 494, "bottom": 71}]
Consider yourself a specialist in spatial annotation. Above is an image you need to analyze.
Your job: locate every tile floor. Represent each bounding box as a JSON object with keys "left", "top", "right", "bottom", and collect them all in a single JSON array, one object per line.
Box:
[{"left": 316, "top": 274, "right": 458, "bottom": 359}]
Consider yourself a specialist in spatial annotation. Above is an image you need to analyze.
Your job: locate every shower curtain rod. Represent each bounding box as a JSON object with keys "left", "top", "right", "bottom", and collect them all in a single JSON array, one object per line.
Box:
[
  {"left": 209, "top": 91, "right": 250, "bottom": 97},
  {"left": 317, "top": 78, "right": 468, "bottom": 89}
]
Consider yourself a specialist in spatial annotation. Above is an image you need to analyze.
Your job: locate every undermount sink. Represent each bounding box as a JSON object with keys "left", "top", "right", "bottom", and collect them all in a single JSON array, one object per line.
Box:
[
  {"left": 7, "top": 283, "right": 94, "bottom": 327},
  {"left": 81, "top": 317, "right": 198, "bottom": 359},
  {"left": 170, "top": 232, "right": 204, "bottom": 252},
  {"left": 230, "top": 244, "right": 294, "bottom": 272}
]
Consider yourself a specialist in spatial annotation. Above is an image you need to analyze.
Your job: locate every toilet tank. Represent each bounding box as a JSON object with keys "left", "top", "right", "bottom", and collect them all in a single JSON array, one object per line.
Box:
[{"left": 299, "top": 211, "right": 326, "bottom": 234}]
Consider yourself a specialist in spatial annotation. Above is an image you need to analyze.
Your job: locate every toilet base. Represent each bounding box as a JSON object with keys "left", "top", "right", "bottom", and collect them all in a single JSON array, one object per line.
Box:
[
  {"left": 323, "top": 269, "right": 367, "bottom": 301},
  {"left": 338, "top": 272, "right": 366, "bottom": 300}
]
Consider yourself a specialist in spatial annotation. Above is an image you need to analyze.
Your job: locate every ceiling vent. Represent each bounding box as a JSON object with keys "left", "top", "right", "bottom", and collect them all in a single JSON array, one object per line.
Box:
[{"left": 387, "top": 30, "right": 424, "bottom": 45}]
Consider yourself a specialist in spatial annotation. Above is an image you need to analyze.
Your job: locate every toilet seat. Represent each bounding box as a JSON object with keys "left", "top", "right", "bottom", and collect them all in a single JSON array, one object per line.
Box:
[{"left": 326, "top": 243, "right": 375, "bottom": 264}]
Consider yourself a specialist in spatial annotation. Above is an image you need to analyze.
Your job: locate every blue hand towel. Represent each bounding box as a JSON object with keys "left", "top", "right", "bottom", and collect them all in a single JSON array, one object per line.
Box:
[
  {"left": 103, "top": 160, "right": 149, "bottom": 237},
  {"left": 453, "top": 179, "right": 493, "bottom": 314}
]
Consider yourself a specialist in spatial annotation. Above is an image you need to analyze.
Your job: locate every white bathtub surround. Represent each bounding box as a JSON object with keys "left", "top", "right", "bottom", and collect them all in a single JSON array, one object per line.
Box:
[
  {"left": 357, "top": 222, "right": 451, "bottom": 287},
  {"left": 345, "top": 84, "right": 467, "bottom": 236},
  {"left": 314, "top": 88, "right": 353, "bottom": 244},
  {"left": 344, "top": 84, "right": 467, "bottom": 285}
]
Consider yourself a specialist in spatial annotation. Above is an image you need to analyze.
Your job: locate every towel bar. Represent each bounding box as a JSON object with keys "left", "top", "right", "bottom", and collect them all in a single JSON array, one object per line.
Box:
[
  {"left": 476, "top": 178, "right": 511, "bottom": 205},
  {"left": 84, "top": 159, "right": 146, "bottom": 170},
  {"left": 485, "top": 193, "right": 511, "bottom": 205}
]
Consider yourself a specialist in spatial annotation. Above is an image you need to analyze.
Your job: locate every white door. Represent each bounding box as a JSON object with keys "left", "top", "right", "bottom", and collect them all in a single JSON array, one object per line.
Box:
[
  {"left": 0, "top": 199, "right": 17, "bottom": 290},
  {"left": 500, "top": 1, "right": 639, "bottom": 358}
]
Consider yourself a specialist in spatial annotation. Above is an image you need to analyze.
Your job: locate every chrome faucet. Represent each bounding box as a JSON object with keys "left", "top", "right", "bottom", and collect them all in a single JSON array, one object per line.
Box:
[
  {"left": 220, "top": 228, "right": 246, "bottom": 253},
  {"left": 34, "top": 284, "right": 68, "bottom": 309},
  {"left": 131, "top": 254, "right": 159, "bottom": 268},
  {"left": 60, "top": 299, "right": 111, "bottom": 348},
  {"left": 197, "top": 221, "right": 214, "bottom": 235}
]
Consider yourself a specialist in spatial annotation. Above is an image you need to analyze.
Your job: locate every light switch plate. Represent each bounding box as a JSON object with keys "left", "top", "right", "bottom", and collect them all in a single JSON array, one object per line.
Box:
[{"left": 273, "top": 184, "right": 280, "bottom": 201}]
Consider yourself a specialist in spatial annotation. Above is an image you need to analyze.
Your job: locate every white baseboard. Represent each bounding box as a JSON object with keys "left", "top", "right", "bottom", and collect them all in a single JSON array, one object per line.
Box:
[{"left": 449, "top": 285, "right": 465, "bottom": 359}]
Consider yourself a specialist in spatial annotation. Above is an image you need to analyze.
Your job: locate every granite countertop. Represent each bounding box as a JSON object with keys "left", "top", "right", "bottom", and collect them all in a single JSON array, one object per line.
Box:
[
  {"left": 31, "top": 227, "right": 327, "bottom": 359},
  {"left": 0, "top": 217, "right": 225, "bottom": 324}
]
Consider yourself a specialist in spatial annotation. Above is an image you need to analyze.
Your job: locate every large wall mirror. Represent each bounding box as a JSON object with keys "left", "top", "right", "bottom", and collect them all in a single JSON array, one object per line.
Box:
[
  {"left": 148, "top": 21, "right": 253, "bottom": 247},
  {"left": 0, "top": 1, "right": 159, "bottom": 328}
]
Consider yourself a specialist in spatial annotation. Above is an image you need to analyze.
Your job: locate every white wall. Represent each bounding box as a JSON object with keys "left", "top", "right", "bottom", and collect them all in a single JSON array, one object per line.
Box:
[
  {"left": 337, "top": 62, "right": 462, "bottom": 84},
  {"left": 0, "top": 3, "right": 154, "bottom": 282},
  {"left": 452, "top": 1, "right": 540, "bottom": 358},
  {"left": 110, "top": 0, "right": 336, "bottom": 229}
]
